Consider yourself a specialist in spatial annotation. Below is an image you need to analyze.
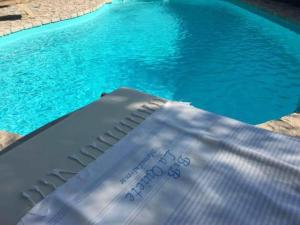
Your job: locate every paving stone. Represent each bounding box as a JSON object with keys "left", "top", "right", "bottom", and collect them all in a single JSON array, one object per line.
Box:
[
  {"left": 0, "top": 0, "right": 110, "bottom": 37},
  {"left": 0, "top": 131, "right": 21, "bottom": 151},
  {"left": 257, "top": 113, "right": 300, "bottom": 138}
]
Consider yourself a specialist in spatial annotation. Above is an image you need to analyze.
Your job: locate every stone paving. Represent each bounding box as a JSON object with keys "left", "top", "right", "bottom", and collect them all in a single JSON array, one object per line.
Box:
[
  {"left": 257, "top": 113, "right": 300, "bottom": 138},
  {"left": 240, "top": 0, "right": 300, "bottom": 26},
  {"left": 0, "top": 0, "right": 111, "bottom": 37},
  {"left": 0, "top": 131, "right": 21, "bottom": 151}
]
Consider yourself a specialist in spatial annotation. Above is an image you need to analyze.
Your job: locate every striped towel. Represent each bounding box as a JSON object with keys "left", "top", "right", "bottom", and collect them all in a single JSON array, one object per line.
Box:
[{"left": 18, "top": 101, "right": 300, "bottom": 225}]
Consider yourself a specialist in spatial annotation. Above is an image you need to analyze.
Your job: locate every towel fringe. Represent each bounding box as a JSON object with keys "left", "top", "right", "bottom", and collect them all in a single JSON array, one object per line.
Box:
[{"left": 20, "top": 98, "right": 166, "bottom": 208}]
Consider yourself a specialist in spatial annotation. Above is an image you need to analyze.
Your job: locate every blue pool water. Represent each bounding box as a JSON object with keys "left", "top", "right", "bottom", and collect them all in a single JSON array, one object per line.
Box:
[{"left": 0, "top": 0, "right": 300, "bottom": 135}]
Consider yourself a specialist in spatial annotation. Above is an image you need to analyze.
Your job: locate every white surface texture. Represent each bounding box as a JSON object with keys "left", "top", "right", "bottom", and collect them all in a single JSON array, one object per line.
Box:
[{"left": 18, "top": 102, "right": 300, "bottom": 225}]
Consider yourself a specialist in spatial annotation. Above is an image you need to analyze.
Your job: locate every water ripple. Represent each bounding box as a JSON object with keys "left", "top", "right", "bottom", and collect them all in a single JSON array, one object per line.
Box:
[{"left": 0, "top": 0, "right": 300, "bottom": 134}]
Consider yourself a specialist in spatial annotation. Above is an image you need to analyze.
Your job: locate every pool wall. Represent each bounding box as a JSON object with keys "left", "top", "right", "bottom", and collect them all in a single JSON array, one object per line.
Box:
[{"left": 227, "top": 0, "right": 300, "bottom": 34}]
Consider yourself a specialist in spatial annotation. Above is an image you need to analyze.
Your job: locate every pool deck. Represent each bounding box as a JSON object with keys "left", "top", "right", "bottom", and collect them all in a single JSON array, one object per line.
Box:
[
  {"left": 0, "top": 0, "right": 111, "bottom": 37},
  {"left": 258, "top": 113, "right": 300, "bottom": 138},
  {"left": 0, "top": 131, "right": 21, "bottom": 150}
]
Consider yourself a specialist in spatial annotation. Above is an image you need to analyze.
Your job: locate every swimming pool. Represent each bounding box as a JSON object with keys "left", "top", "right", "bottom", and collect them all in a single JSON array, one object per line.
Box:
[{"left": 0, "top": 0, "right": 300, "bottom": 135}]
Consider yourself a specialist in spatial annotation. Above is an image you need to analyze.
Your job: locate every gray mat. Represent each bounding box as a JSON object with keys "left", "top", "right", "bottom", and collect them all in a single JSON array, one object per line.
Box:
[{"left": 0, "top": 87, "right": 162, "bottom": 225}]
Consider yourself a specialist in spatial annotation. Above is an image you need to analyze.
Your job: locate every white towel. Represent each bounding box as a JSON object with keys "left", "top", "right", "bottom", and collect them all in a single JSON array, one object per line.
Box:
[{"left": 18, "top": 101, "right": 300, "bottom": 225}]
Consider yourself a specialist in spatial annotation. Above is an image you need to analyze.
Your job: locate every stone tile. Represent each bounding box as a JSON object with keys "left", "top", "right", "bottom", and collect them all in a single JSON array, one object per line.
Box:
[
  {"left": 23, "top": 23, "right": 33, "bottom": 29},
  {"left": 41, "top": 18, "right": 51, "bottom": 24},
  {"left": 31, "top": 20, "right": 42, "bottom": 27},
  {"left": 257, "top": 113, "right": 300, "bottom": 138},
  {"left": 51, "top": 17, "right": 60, "bottom": 23},
  {"left": 10, "top": 26, "right": 23, "bottom": 33},
  {"left": 0, "top": 131, "right": 21, "bottom": 151}
]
